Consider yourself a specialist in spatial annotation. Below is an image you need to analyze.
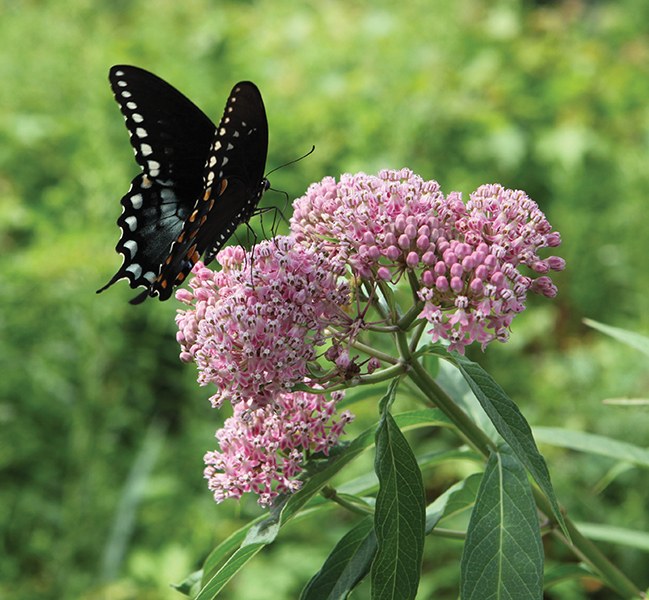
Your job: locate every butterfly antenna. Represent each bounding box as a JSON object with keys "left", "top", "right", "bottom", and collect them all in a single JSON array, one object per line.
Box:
[{"left": 264, "top": 145, "right": 315, "bottom": 179}]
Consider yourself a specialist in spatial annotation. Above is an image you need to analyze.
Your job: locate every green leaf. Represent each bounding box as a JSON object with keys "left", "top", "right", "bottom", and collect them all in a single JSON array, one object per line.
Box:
[
  {"left": 426, "top": 472, "right": 483, "bottom": 534},
  {"left": 171, "top": 569, "right": 203, "bottom": 596},
  {"left": 371, "top": 411, "right": 426, "bottom": 600},
  {"left": 445, "top": 352, "right": 567, "bottom": 536},
  {"left": 200, "top": 514, "right": 269, "bottom": 586},
  {"left": 571, "top": 523, "right": 649, "bottom": 552},
  {"left": 300, "top": 516, "right": 377, "bottom": 600},
  {"left": 583, "top": 318, "right": 649, "bottom": 358},
  {"left": 533, "top": 427, "right": 649, "bottom": 468},
  {"left": 196, "top": 543, "right": 268, "bottom": 600},
  {"left": 461, "top": 443, "right": 544, "bottom": 600},
  {"left": 378, "top": 377, "right": 400, "bottom": 414}
]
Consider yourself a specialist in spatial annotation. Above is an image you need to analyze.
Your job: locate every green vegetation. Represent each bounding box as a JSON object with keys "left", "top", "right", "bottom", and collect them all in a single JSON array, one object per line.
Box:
[{"left": 2, "top": 0, "right": 649, "bottom": 598}]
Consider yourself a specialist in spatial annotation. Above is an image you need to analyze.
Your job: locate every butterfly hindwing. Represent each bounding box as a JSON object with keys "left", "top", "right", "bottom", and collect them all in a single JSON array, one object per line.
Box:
[{"left": 97, "top": 67, "right": 269, "bottom": 303}]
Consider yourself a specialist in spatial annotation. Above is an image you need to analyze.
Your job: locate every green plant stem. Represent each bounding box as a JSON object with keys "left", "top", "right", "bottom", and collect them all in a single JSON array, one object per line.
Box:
[
  {"left": 321, "top": 485, "right": 374, "bottom": 516},
  {"left": 429, "top": 528, "right": 466, "bottom": 540},
  {"left": 408, "top": 359, "right": 496, "bottom": 457},
  {"left": 349, "top": 339, "right": 399, "bottom": 365},
  {"left": 396, "top": 300, "right": 424, "bottom": 331}
]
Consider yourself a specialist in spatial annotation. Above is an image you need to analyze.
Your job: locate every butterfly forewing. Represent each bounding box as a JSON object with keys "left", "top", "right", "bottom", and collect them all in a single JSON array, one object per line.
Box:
[
  {"left": 97, "top": 67, "right": 269, "bottom": 303},
  {"left": 153, "top": 81, "right": 269, "bottom": 298}
]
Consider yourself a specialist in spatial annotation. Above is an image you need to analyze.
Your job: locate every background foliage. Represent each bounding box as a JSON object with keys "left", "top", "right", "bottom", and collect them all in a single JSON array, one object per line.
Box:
[{"left": 2, "top": 0, "right": 649, "bottom": 598}]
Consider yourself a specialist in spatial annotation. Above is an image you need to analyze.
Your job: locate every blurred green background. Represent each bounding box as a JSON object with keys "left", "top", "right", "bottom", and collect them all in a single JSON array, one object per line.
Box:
[{"left": 3, "top": 0, "right": 649, "bottom": 598}]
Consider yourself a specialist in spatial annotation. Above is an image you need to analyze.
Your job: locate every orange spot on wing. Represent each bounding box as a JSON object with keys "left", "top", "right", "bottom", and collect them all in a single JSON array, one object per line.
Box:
[{"left": 219, "top": 179, "right": 228, "bottom": 195}]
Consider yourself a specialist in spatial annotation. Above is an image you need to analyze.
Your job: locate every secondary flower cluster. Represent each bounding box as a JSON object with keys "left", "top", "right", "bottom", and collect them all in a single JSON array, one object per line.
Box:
[
  {"left": 291, "top": 169, "right": 564, "bottom": 353},
  {"left": 203, "top": 391, "right": 353, "bottom": 507}
]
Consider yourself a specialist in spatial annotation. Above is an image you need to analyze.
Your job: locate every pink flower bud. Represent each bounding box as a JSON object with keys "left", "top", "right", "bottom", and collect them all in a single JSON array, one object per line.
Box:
[
  {"left": 417, "top": 235, "right": 430, "bottom": 249},
  {"left": 443, "top": 249, "right": 458, "bottom": 265},
  {"left": 547, "top": 256, "right": 566, "bottom": 271},
  {"left": 180, "top": 352, "right": 194, "bottom": 363},
  {"left": 436, "top": 276, "right": 449, "bottom": 292},
  {"left": 404, "top": 224, "right": 417, "bottom": 239},
  {"left": 422, "top": 251, "right": 436, "bottom": 265},
  {"left": 398, "top": 234, "right": 411, "bottom": 249},
  {"left": 368, "top": 245, "right": 381, "bottom": 260},
  {"left": 472, "top": 250, "right": 486, "bottom": 265},
  {"left": 531, "top": 276, "right": 557, "bottom": 297},
  {"left": 434, "top": 261, "right": 447, "bottom": 276},
  {"left": 450, "top": 263, "right": 464, "bottom": 278},
  {"left": 484, "top": 254, "right": 497, "bottom": 268},
  {"left": 377, "top": 266, "right": 392, "bottom": 281},
  {"left": 422, "top": 270, "right": 434, "bottom": 287},
  {"left": 470, "top": 278, "right": 484, "bottom": 293},
  {"left": 367, "top": 358, "right": 381, "bottom": 373},
  {"left": 176, "top": 289, "right": 194, "bottom": 303},
  {"left": 437, "top": 238, "right": 449, "bottom": 254},
  {"left": 475, "top": 265, "right": 489, "bottom": 280},
  {"left": 491, "top": 271, "right": 505, "bottom": 286},
  {"left": 451, "top": 276, "right": 464, "bottom": 293},
  {"left": 532, "top": 260, "right": 550, "bottom": 274},
  {"left": 546, "top": 232, "right": 562, "bottom": 247},
  {"left": 462, "top": 255, "right": 475, "bottom": 270},
  {"left": 386, "top": 245, "right": 401, "bottom": 260},
  {"left": 406, "top": 252, "right": 419, "bottom": 268},
  {"left": 455, "top": 243, "right": 471, "bottom": 260}
]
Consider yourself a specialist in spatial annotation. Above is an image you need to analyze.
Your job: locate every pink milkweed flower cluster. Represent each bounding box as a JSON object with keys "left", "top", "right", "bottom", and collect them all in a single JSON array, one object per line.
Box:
[
  {"left": 203, "top": 391, "right": 353, "bottom": 507},
  {"left": 177, "top": 168, "right": 564, "bottom": 505},
  {"left": 291, "top": 169, "right": 564, "bottom": 354},
  {"left": 176, "top": 237, "right": 351, "bottom": 410},
  {"left": 176, "top": 237, "right": 355, "bottom": 506}
]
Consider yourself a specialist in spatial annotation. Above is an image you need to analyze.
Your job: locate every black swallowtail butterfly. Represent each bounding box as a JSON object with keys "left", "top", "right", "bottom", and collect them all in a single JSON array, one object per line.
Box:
[{"left": 97, "top": 65, "right": 269, "bottom": 304}]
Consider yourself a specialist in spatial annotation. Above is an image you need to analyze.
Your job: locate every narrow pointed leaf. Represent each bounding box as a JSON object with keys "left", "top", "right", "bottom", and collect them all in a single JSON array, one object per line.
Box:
[
  {"left": 571, "top": 523, "right": 649, "bottom": 552},
  {"left": 300, "top": 516, "right": 377, "bottom": 600},
  {"left": 533, "top": 427, "right": 649, "bottom": 468},
  {"left": 461, "top": 443, "right": 543, "bottom": 600},
  {"left": 583, "top": 318, "right": 649, "bottom": 357},
  {"left": 371, "top": 412, "right": 426, "bottom": 600},
  {"left": 443, "top": 352, "right": 567, "bottom": 536}
]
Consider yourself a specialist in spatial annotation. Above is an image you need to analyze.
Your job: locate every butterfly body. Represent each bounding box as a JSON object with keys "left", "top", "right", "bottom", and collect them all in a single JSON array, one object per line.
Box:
[{"left": 97, "top": 66, "right": 269, "bottom": 303}]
